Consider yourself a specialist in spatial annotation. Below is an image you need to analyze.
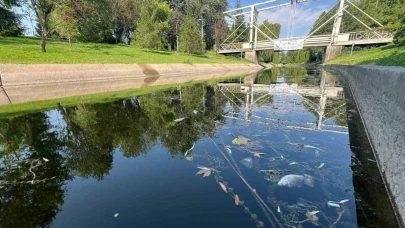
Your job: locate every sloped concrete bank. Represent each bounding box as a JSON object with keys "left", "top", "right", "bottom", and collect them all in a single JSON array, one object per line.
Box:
[
  {"left": 325, "top": 65, "right": 405, "bottom": 226},
  {"left": 0, "top": 64, "right": 261, "bottom": 105}
]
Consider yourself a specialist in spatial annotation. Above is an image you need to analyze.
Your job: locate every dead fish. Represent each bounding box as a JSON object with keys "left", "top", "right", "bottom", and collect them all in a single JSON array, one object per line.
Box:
[
  {"left": 327, "top": 201, "right": 341, "bottom": 208},
  {"left": 193, "top": 110, "right": 198, "bottom": 115},
  {"left": 277, "top": 206, "right": 281, "bottom": 213},
  {"left": 278, "top": 174, "right": 314, "bottom": 188},
  {"left": 203, "top": 170, "right": 211, "bottom": 177},
  {"left": 253, "top": 152, "right": 265, "bottom": 158},
  {"left": 174, "top": 117, "right": 186, "bottom": 123},
  {"left": 114, "top": 213, "right": 119, "bottom": 218},
  {"left": 339, "top": 199, "right": 350, "bottom": 204},
  {"left": 42, "top": 158, "right": 49, "bottom": 162},
  {"left": 234, "top": 195, "right": 240, "bottom": 205},
  {"left": 318, "top": 163, "right": 325, "bottom": 169},
  {"left": 289, "top": 162, "right": 298, "bottom": 165},
  {"left": 184, "top": 143, "right": 195, "bottom": 156},
  {"left": 309, "top": 211, "right": 320, "bottom": 215},
  {"left": 304, "top": 145, "right": 324, "bottom": 152},
  {"left": 225, "top": 145, "right": 232, "bottom": 155},
  {"left": 197, "top": 166, "right": 210, "bottom": 171},
  {"left": 304, "top": 174, "right": 315, "bottom": 187},
  {"left": 219, "top": 182, "right": 227, "bottom": 193}
]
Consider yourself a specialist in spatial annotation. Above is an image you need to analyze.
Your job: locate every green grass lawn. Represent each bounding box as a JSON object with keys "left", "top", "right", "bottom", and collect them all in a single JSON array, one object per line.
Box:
[
  {"left": 0, "top": 36, "right": 247, "bottom": 64},
  {"left": 327, "top": 44, "right": 405, "bottom": 67}
]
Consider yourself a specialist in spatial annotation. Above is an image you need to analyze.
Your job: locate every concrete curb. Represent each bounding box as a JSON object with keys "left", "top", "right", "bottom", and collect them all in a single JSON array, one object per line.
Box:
[
  {"left": 0, "top": 64, "right": 261, "bottom": 86},
  {"left": 0, "top": 64, "right": 262, "bottom": 105},
  {"left": 325, "top": 64, "right": 405, "bottom": 226}
]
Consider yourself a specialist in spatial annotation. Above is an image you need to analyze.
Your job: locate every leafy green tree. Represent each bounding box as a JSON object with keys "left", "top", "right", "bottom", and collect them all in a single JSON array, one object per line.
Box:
[
  {"left": 135, "top": 0, "right": 171, "bottom": 50},
  {"left": 179, "top": 14, "right": 203, "bottom": 54},
  {"left": 257, "top": 20, "right": 281, "bottom": 63},
  {"left": 50, "top": 0, "right": 79, "bottom": 47},
  {"left": 227, "top": 0, "right": 248, "bottom": 43}
]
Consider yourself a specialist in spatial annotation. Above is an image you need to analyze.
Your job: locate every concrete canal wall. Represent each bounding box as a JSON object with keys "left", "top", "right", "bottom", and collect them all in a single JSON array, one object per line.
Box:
[
  {"left": 325, "top": 65, "right": 405, "bottom": 226},
  {"left": 0, "top": 64, "right": 261, "bottom": 105}
]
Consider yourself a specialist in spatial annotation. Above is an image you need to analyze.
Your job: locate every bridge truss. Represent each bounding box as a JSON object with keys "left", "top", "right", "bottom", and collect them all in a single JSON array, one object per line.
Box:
[{"left": 218, "top": 0, "right": 394, "bottom": 54}]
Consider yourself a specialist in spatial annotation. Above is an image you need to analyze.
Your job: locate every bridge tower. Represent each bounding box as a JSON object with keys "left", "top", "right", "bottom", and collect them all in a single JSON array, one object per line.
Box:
[{"left": 324, "top": 0, "right": 345, "bottom": 62}]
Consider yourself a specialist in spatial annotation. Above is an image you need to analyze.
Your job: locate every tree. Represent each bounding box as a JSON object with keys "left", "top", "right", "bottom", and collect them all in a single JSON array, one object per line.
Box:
[
  {"left": 27, "top": 0, "right": 59, "bottom": 52},
  {"left": 135, "top": 0, "right": 171, "bottom": 50},
  {"left": 257, "top": 20, "right": 281, "bottom": 63},
  {"left": 227, "top": 0, "right": 248, "bottom": 43},
  {"left": 50, "top": 0, "right": 79, "bottom": 47},
  {"left": 179, "top": 14, "right": 203, "bottom": 54},
  {"left": 0, "top": 6, "right": 23, "bottom": 36}
]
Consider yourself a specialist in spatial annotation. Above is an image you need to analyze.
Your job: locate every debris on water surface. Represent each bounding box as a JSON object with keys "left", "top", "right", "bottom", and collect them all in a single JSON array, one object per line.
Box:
[
  {"left": 196, "top": 167, "right": 212, "bottom": 177},
  {"left": 260, "top": 170, "right": 291, "bottom": 175},
  {"left": 234, "top": 195, "right": 240, "bottom": 205},
  {"left": 193, "top": 110, "right": 198, "bottom": 115},
  {"left": 114, "top": 213, "right": 119, "bottom": 218},
  {"left": 318, "top": 163, "right": 325, "bottom": 169},
  {"left": 240, "top": 157, "right": 253, "bottom": 168},
  {"left": 232, "top": 136, "right": 250, "bottom": 145},
  {"left": 174, "top": 117, "right": 186, "bottom": 123},
  {"left": 278, "top": 174, "right": 314, "bottom": 187},
  {"left": 203, "top": 170, "right": 211, "bottom": 177},
  {"left": 305, "top": 211, "right": 319, "bottom": 226},
  {"left": 219, "top": 182, "right": 227, "bottom": 193}
]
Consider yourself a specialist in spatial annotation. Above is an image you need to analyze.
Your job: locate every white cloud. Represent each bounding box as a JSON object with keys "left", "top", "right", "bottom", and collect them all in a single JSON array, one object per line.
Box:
[{"left": 258, "top": 4, "right": 330, "bottom": 37}]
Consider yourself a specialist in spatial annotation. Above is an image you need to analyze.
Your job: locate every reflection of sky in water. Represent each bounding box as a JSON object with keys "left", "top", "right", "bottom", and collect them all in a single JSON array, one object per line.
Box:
[{"left": 0, "top": 68, "right": 378, "bottom": 228}]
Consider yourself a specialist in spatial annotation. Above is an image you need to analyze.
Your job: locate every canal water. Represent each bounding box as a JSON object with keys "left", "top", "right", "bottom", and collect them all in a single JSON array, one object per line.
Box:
[{"left": 0, "top": 67, "right": 397, "bottom": 228}]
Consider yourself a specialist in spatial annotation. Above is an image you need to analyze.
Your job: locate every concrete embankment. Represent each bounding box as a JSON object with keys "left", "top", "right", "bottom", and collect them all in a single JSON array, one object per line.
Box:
[
  {"left": 325, "top": 65, "right": 405, "bottom": 226},
  {"left": 0, "top": 63, "right": 261, "bottom": 105}
]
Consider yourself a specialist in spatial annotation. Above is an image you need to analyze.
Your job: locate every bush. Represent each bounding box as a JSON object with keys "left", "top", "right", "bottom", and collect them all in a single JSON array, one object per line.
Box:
[{"left": 393, "top": 26, "right": 405, "bottom": 46}]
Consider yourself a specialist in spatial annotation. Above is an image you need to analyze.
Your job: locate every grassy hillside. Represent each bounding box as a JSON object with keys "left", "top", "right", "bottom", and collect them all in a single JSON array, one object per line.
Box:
[
  {"left": 327, "top": 44, "right": 405, "bottom": 67},
  {"left": 0, "top": 36, "right": 247, "bottom": 64}
]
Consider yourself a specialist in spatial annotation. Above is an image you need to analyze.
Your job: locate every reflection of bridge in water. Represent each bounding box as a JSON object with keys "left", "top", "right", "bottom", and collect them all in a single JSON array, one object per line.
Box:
[{"left": 215, "top": 70, "right": 346, "bottom": 133}]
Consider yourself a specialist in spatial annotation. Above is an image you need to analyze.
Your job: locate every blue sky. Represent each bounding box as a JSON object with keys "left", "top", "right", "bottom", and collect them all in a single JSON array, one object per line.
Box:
[{"left": 232, "top": 0, "right": 337, "bottom": 37}]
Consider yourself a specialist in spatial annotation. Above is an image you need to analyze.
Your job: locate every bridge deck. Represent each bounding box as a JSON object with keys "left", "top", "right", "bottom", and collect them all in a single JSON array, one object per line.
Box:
[{"left": 217, "top": 32, "right": 394, "bottom": 54}]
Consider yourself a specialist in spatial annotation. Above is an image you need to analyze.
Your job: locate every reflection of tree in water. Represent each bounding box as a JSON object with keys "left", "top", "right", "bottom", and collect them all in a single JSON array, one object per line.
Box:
[
  {"left": 255, "top": 67, "right": 309, "bottom": 85},
  {"left": 0, "top": 113, "right": 71, "bottom": 228},
  {"left": 0, "top": 82, "right": 236, "bottom": 226}
]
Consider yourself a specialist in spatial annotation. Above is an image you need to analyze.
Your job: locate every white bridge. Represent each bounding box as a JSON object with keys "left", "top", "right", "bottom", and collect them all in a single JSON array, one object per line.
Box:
[{"left": 218, "top": 0, "right": 394, "bottom": 62}]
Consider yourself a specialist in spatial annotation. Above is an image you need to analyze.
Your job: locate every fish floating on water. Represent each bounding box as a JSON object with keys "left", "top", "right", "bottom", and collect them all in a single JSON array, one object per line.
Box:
[
  {"left": 327, "top": 199, "right": 350, "bottom": 208},
  {"left": 225, "top": 145, "right": 232, "bottom": 155},
  {"left": 304, "top": 144, "right": 325, "bottom": 152},
  {"left": 318, "top": 163, "right": 325, "bottom": 169},
  {"left": 174, "top": 117, "right": 186, "bottom": 123},
  {"left": 277, "top": 174, "right": 314, "bottom": 187}
]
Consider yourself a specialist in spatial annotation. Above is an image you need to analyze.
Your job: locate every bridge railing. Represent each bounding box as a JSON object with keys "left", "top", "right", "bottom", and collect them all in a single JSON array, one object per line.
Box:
[
  {"left": 217, "top": 42, "right": 247, "bottom": 52},
  {"left": 349, "top": 30, "right": 394, "bottom": 41}
]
